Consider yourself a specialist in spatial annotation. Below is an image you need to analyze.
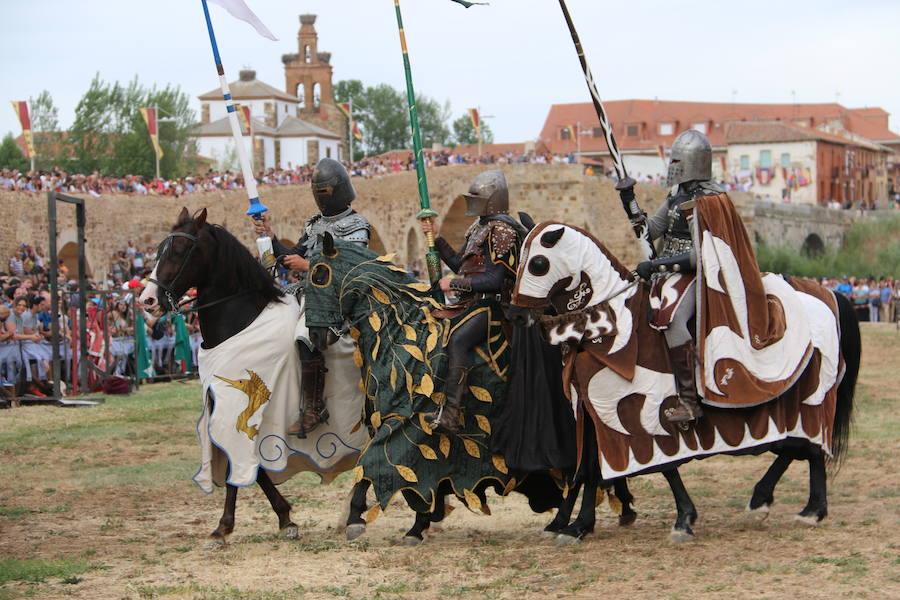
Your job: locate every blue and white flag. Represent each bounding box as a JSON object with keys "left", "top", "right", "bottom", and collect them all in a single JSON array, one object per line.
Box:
[{"left": 207, "top": 0, "right": 277, "bottom": 40}]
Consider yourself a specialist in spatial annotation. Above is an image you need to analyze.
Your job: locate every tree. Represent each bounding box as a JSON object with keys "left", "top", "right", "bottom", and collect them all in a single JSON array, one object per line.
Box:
[
  {"left": 452, "top": 113, "right": 494, "bottom": 146},
  {"left": 28, "top": 90, "right": 60, "bottom": 170},
  {"left": 417, "top": 96, "right": 452, "bottom": 149},
  {"left": 0, "top": 132, "right": 28, "bottom": 171},
  {"left": 67, "top": 74, "right": 196, "bottom": 177}
]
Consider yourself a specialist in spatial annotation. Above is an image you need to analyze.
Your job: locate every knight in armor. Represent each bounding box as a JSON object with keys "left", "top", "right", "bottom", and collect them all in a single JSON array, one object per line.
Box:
[
  {"left": 421, "top": 170, "right": 525, "bottom": 433},
  {"left": 252, "top": 158, "right": 370, "bottom": 436},
  {"left": 616, "top": 130, "right": 726, "bottom": 423}
]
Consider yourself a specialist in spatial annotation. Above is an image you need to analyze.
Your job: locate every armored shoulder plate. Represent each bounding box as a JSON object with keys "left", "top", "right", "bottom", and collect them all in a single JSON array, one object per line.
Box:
[
  {"left": 691, "top": 180, "right": 725, "bottom": 198},
  {"left": 332, "top": 212, "right": 370, "bottom": 241},
  {"left": 487, "top": 221, "right": 519, "bottom": 256}
]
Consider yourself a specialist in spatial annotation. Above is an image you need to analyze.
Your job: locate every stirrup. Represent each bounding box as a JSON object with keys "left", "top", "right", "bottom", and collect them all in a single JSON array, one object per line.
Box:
[
  {"left": 665, "top": 400, "right": 702, "bottom": 424},
  {"left": 428, "top": 405, "right": 462, "bottom": 434}
]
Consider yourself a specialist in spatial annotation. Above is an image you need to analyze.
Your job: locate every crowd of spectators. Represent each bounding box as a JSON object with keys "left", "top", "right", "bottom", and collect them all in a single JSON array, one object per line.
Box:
[{"left": 822, "top": 276, "right": 899, "bottom": 323}]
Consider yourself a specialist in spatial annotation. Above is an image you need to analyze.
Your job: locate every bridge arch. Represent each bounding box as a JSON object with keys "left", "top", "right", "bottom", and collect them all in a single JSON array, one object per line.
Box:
[{"left": 801, "top": 233, "right": 825, "bottom": 257}]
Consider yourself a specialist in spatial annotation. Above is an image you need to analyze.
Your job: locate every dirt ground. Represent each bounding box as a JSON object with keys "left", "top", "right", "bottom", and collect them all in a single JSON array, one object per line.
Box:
[{"left": 1, "top": 323, "right": 898, "bottom": 600}]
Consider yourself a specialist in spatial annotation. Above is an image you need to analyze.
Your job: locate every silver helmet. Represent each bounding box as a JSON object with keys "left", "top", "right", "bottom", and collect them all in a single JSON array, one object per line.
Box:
[
  {"left": 667, "top": 130, "right": 712, "bottom": 186},
  {"left": 464, "top": 170, "right": 509, "bottom": 217}
]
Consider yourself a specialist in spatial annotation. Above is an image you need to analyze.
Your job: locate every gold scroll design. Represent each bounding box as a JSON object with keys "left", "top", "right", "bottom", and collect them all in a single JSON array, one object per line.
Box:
[{"left": 215, "top": 370, "right": 272, "bottom": 441}]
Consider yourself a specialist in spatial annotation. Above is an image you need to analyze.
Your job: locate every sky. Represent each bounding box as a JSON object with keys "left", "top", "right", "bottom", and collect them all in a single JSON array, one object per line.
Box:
[{"left": 2, "top": 0, "right": 900, "bottom": 145}]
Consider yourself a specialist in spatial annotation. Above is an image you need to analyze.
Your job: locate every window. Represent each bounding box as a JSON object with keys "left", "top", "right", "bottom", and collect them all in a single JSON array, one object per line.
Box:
[
  {"left": 325, "top": 146, "right": 332, "bottom": 158},
  {"left": 658, "top": 122, "right": 674, "bottom": 136},
  {"left": 759, "top": 150, "right": 772, "bottom": 169},
  {"left": 691, "top": 123, "right": 707, "bottom": 134},
  {"left": 626, "top": 124, "right": 639, "bottom": 137},
  {"left": 740, "top": 155, "right": 750, "bottom": 170},
  {"left": 560, "top": 127, "right": 572, "bottom": 140},
  {"left": 780, "top": 153, "right": 791, "bottom": 168}
]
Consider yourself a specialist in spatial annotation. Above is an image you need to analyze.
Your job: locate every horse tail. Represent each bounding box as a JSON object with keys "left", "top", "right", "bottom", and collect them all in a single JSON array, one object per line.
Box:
[{"left": 828, "top": 291, "right": 860, "bottom": 470}]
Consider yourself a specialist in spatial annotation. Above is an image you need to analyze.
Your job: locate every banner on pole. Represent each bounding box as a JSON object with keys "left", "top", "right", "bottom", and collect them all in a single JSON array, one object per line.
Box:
[
  {"left": 337, "top": 102, "right": 352, "bottom": 120},
  {"left": 207, "top": 0, "right": 278, "bottom": 40},
  {"left": 236, "top": 104, "right": 252, "bottom": 134},
  {"left": 139, "top": 108, "right": 164, "bottom": 160},
  {"left": 468, "top": 107, "right": 481, "bottom": 136},
  {"left": 352, "top": 121, "right": 363, "bottom": 141},
  {"left": 11, "top": 101, "right": 35, "bottom": 159}
]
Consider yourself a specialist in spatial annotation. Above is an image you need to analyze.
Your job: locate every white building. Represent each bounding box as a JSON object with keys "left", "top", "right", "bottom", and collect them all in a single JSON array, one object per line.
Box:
[{"left": 193, "top": 69, "right": 342, "bottom": 170}]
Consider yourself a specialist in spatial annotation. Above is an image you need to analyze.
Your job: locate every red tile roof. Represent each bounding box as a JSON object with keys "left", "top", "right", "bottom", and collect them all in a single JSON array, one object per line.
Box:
[
  {"left": 539, "top": 99, "right": 900, "bottom": 154},
  {"left": 724, "top": 121, "right": 883, "bottom": 151}
]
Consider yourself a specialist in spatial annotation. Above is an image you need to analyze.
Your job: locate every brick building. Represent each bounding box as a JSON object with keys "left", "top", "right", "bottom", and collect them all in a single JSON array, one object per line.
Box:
[{"left": 539, "top": 99, "right": 899, "bottom": 205}]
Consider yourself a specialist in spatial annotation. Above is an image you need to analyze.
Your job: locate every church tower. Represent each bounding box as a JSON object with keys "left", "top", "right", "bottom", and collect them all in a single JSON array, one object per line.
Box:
[{"left": 282, "top": 14, "right": 347, "bottom": 160}]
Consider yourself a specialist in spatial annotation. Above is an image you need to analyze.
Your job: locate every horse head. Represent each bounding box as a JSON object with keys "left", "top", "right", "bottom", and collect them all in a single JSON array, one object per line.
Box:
[
  {"left": 140, "top": 207, "right": 212, "bottom": 314},
  {"left": 509, "top": 223, "right": 635, "bottom": 337}
]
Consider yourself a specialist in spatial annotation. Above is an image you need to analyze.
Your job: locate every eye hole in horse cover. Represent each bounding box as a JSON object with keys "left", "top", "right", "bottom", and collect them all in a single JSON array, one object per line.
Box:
[
  {"left": 528, "top": 255, "right": 550, "bottom": 276},
  {"left": 310, "top": 263, "right": 332, "bottom": 288}
]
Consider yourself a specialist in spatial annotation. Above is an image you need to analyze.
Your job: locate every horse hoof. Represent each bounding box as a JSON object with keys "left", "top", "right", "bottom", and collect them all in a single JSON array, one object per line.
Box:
[
  {"left": 669, "top": 528, "right": 695, "bottom": 544},
  {"left": 279, "top": 525, "right": 299, "bottom": 540},
  {"left": 346, "top": 524, "right": 366, "bottom": 541},
  {"left": 793, "top": 514, "right": 820, "bottom": 527},
  {"left": 204, "top": 537, "right": 227, "bottom": 550},
  {"left": 745, "top": 502, "right": 771, "bottom": 521},
  {"left": 541, "top": 529, "right": 559, "bottom": 540},
  {"left": 618, "top": 512, "right": 637, "bottom": 527},
  {"left": 401, "top": 535, "right": 423, "bottom": 547},
  {"left": 555, "top": 533, "right": 581, "bottom": 547}
]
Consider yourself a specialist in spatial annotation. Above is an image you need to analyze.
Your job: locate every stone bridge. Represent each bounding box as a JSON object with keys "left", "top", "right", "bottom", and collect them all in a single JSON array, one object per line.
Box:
[{"left": 752, "top": 200, "right": 859, "bottom": 256}]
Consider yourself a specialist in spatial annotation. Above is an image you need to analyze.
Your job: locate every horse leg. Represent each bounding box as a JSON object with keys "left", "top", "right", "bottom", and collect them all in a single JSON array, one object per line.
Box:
[
  {"left": 345, "top": 479, "right": 371, "bottom": 541},
  {"left": 255, "top": 470, "right": 298, "bottom": 539},
  {"left": 209, "top": 484, "right": 238, "bottom": 545},
  {"left": 543, "top": 479, "right": 581, "bottom": 538},
  {"left": 556, "top": 477, "right": 598, "bottom": 546},
  {"left": 662, "top": 467, "right": 698, "bottom": 543},
  {"left": 612, "top": 477, "right": 637, "bottom": 527},
  {"left": 796, "top": 452, "right": 828, "bottom": 525},
  {"left": 747, "top": 453, "right": 793, "bottom": 519}
]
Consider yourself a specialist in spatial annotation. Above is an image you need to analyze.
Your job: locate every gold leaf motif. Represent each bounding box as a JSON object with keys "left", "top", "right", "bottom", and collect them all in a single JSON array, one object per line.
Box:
[
  {"left": 371, "top": 287, "right": 390, "bottom": 304},
  {"left": 432, "top": 392, "right": 446, "bottom": 406},
  {"left": 395, "top": 465, "right": 418, "bottom": 482},
  {"left": 469, "top": 386, "right": 492, "bottom": 403},
  {"left": 357, "top": 380, "right": 365, "bottom": 394},
  {"left": 348, "top": 327, "right": 361, "bottom": 340},
  {"left": 371, "top": 336, "right": 381, "bottom": 361},
  {"left": 475, "top": 414, "right": 491, "bottom": 434},
  {"left": 463, "top": 488, "right": 482, "bottom": 513},
  {"left": 370, "top": 411, "right": 382, "bottom": 428},
  {"left": 418, "top": 444, "right": 438, "bottom": 460},
  {"left": 368, "top": 312, "right": 382, "bottom": 331},
  {"left": 365, "top": 504, "right": 381, "bottom": 523},
  {"left": 390, "top": 364, "right": 398, "bottom": 390},
  {"left": 425, "top": 330, "right": 438, "bottom": 354},
  {"left": 405, "top": 371, "right": 413, "bottom": 395},
  {"left": 595, "top": 491, "right": 606, "bottom": 508},
  {"left": 502, "top": 477, "right": 517, "bottom": 496},
  {"left": 463, "top": 438, "right": 481, "bottom": 458},
  {"left": 439, "top": 434, "right": 450, "bottom": 457},
  {"left": 353, "top": 465, "right": 364, "bottom": 483},
  {"left": 407, "top": 282, "right": 431, "bottom": 292},
  {"left": 562, "top": 482, "right": 570, "bottom": 498},
  {"left": 387, "top": 264, "right": 408, "bottom": 273},
  {"left": 376, "top": 253, "right": 397, "bottom": 263},
  {"left": 607, "top": 491, "right": 623, "bottom": 515},
  {"left": 419, "top": 412, "right": 434, "bottom": 435},
  {"left": 416, "top": 374, "right": 434, "bottom": 397},
  {"left": 403, "top": 324, "right": 418, "bottom": 342},
  {"left": 402, "top": 344, "right": 424, "bottom": 362},
  {"left": 491, "top": 455, "right": 508, "bottom": 475},
  {"left": 350, "top": 420, "right": 362, "bottom": 434},
  {"left": 353, "top": 347, "right": 363, "bottom": 368}
]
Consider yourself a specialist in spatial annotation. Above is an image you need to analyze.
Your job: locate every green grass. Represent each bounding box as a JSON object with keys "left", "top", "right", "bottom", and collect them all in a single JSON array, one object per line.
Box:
[{"left": 0, "top": 558, "right": 93, "bottom": 585}]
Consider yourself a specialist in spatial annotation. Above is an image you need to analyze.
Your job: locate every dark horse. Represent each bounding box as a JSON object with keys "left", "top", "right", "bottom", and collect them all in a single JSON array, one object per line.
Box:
[
  {"left": 140, "top": 208, "right": 378, "bottom": 544},
  {"left": 508, "top": 222, "right": 861, "bottom": 543}
]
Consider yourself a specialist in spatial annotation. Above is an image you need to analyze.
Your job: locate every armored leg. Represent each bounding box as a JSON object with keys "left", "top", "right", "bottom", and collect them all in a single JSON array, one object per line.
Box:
[
  {"left": 288, "top": 345, "right": 329, "bottom": 438},
  {"left": 665, "top": 342, "right": 702, "bottom": 423},
  {"left": 429, "top": 311, "right": 488, "bottom": 434}
]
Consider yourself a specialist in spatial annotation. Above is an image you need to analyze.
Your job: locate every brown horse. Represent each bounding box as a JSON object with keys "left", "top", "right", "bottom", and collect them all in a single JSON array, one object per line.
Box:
[{"left": 508, "top": 222, "right": 860, "bottom": 544}]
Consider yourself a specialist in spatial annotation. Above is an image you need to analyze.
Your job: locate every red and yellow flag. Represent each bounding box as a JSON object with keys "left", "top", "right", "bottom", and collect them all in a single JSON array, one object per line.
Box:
[
  {"left": 468, "top": 108, "right": 480, "bottom": 136},
  {"left": 139, "top": 107, "right": 164, "bottom": 160},
  {"left": 352, "top": 121, "right": 363, "bottom": 142},
  {"left": 236, "top": 104, "right": 251, "bottom": 134},
  {"left": 337, "top": 102, "right": 352, "bottom": 120},
  {"left": 11, "top": 101, "right": 35, "bottom": 158}
]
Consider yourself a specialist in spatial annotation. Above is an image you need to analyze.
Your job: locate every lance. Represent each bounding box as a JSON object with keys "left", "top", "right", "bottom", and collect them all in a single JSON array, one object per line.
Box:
[
  {"left": 200, "top": 0, "right": 276, "bottom": 268},
  {"left": 391, "top": 0, "right": 444, "bottom": 301},
  {"left": 556, "top": 0, "right": 657, "bottom": 260}
]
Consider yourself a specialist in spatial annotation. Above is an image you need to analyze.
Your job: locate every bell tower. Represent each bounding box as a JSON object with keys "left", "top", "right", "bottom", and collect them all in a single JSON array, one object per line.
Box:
[{"left": 283, "top": 14, "right": 335, "bottom": 117}]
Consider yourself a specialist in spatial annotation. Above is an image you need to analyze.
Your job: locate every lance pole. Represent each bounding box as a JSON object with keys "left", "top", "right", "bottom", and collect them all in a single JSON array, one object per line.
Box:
[
  {"left": 557, "top": 0, "right": 656, "bottom": 259},
  {"left": 200, "top": 0, "right": 275, "bottom": 266},
  {"left": 392, "top": 0, "right": 444, "bottom": 300}
]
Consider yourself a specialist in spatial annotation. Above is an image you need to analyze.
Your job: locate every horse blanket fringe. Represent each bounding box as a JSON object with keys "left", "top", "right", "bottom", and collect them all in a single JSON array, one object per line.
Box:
[{"left": 193, "top": 296, "right": 368, "bottom": 492}]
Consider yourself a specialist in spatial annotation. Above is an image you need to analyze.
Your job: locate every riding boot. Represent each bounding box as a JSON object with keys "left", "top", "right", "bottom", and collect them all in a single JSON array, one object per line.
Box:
[
  {"left": 288, "top": 354, "right": 329, "bottom": 438},
  {"left": 428, "top": 366, "right": 469, "bottom": 434},
  {"left": 665, "top": 342, "right": 703, "bottom": 423}
]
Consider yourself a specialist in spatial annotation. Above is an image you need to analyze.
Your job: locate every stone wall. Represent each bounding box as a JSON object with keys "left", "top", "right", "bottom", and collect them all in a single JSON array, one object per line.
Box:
[{"left": 2, "top": 165, "right": 754, "bottom": 280}]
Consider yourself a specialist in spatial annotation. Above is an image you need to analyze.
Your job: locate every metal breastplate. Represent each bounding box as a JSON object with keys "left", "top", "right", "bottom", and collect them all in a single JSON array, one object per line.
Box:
[
  {"left": 659, "top": 191, "right": 694, "bottom": 258},
  {"left": 302, "top": 208, "right": 370, "bottom": 258}
]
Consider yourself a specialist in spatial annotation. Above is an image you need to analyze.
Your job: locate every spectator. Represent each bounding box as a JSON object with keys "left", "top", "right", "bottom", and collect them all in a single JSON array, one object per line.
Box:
[
  {"left": 867, "top": 278, "right": 881, "bottom": 322},
  {"left": 851, "top": 278, "right": 869, "bottom": 322}
]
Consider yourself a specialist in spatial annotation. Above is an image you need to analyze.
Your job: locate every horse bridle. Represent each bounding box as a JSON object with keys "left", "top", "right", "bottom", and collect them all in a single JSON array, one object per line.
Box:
[{"left": 148, "top": 231, "right": 199, "bottom": 313}]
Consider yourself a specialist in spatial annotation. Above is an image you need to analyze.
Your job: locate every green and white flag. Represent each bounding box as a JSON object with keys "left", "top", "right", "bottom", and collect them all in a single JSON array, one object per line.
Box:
[{"left": 134, "top": 310, "right": 156, "bottom": 379}]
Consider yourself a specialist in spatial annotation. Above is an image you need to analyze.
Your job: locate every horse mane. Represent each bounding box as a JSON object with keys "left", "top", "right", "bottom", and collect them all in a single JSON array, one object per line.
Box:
[{"left": 192, "top": 216, "right": 283, "bottom": 305}]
